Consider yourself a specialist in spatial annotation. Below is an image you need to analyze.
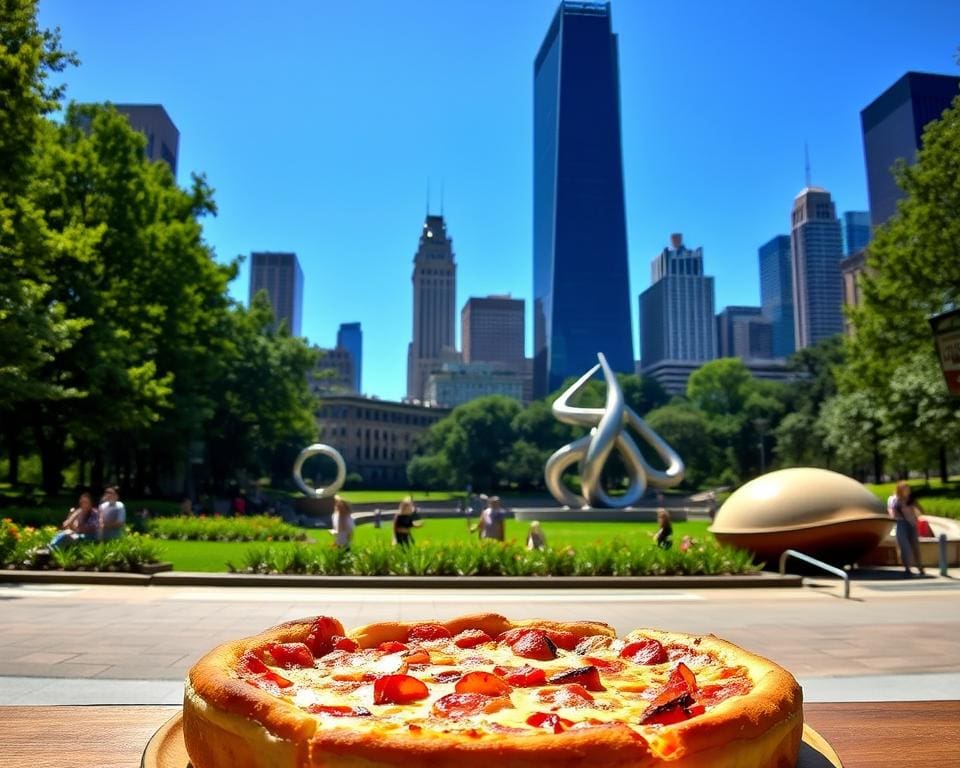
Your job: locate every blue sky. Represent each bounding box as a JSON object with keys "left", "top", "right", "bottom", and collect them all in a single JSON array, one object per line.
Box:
[{"left": 39, "top": 0, "right": 960, "bottom": 402}]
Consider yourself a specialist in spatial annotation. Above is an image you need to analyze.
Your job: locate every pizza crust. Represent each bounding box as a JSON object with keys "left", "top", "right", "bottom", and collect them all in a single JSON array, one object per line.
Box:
[{"left": 183, "top": 613, "right": 802, "bottom": 768}]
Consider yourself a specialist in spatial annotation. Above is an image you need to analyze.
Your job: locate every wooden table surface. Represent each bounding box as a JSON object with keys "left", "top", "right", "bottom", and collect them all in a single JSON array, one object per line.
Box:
[{"left": 1, "top": 701, "right": 958, "bottom": 767}]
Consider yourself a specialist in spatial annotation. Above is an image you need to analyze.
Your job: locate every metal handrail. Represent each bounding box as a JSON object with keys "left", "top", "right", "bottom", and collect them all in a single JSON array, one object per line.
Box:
[{"left": 779, "top": 549, "right": 850, "bottom": 599}]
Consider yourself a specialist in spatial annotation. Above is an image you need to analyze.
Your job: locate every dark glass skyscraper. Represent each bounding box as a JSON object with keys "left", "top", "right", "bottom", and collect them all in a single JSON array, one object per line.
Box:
[
  {"left": 758, "top": 235, "right": 795, "bottom": 358},
  {"left": 861, "top": 71, "right": 960, "bottom": 227},
  {"left": 336, "top": 322, "right": 362, "bottom": 393},
  {"left": 533, "top": 1, "right": 634, "bottom": 397}
]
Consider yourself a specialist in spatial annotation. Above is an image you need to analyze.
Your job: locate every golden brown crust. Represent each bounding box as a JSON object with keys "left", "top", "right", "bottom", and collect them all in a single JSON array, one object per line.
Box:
[
  {"left": 184, "top": 614, "right": 802, "bottom": 768},
  {"left": 348, "top": 612, "right": 616, "bottom": 648}
]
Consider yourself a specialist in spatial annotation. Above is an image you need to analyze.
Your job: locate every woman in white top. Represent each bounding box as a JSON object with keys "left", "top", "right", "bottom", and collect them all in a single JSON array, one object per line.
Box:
[{"left": 330, "top": 495, "right": 355, "bottom": 550}]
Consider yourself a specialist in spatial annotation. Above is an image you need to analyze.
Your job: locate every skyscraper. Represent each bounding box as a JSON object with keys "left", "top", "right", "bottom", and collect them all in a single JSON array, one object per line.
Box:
[
  {"left": 407, "top": 215, "right": 456, "bottom": 402},
  {"left": 462, "top": 296, "right": 525, "bottom": 365},
  {"left": 758, "top": 234, "right": 795, "bottom": 358},
  {"left": 841, "top": 211, "right": 871, "bottom": 256},
  {"left": 533, "top": 1, "right": 634, "bottom": 397},
  {"left": 639, "top": 234, "right": 716, "bottom": 392},
  {"left": 336, "top": 322, "right": 362, "bottom": 394},
  {"left": 790, "top": 188, "right": 844, "bottom": 349},
  {"left": 861, "top": 71, "right": 960, "bottom": 227},
  {"left": 249, "top": 251, "right": 304, "bottom": 336},
  {"left": 716, "top": 306, "right": 773, "bottom": 360},
  {"left": 115, "top": 104, "right": 179, "bottom": 176}
]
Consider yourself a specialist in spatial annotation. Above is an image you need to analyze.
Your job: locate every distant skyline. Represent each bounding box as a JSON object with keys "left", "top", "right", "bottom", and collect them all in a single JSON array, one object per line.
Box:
[{"left": 39, "top": 0, "right": 960, "bottom": 402}]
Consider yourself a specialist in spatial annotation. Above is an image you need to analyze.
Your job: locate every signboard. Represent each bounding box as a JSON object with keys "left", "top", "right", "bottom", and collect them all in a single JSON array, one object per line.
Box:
[{"left": 930, "top": 307, "right": 960, "bottom": 397}]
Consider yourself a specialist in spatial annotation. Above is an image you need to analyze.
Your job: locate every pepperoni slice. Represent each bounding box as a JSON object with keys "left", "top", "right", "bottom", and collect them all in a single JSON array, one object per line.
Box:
[
  {"left": 547, "top": 666, "right": 605, "bottom": 692},
  {"left": 620, "top": 639, "right": 668, "bottom": 665},
  {"left": 544, "top": 630, "right": 579, "bottom": 651},
  {"left": 431, "top": 693, "right": 513, "bottom": 718},
  {"left": 237, "top": 651, "right": 269, "bottom": 676},
  {"left": 372, "top": 674, "right": 430, "bottom": 705},
  {"left": 492, "top": 664, "right": 548, "bottom": 687},
  {"left": 453, "top": 629, "right": 493, "bottom": 648},
  {"left": 306, "top": 704, "right": 371, "bottom": 717},
  {"left": 584, "top": 656, "right": 625, "bottom": 673},
  {"left": 404, "top": 649, "right": 431, "bottom": 665},
  {"left": 526, "top": 712, "right": 575, "bottom": 733},
  {"left": 697, "top": 677, "right": 752, "bottom": 707},
  {"left": 265, "top": 642, "right": 315, "bottom": 669},
  {"left": 535, "top": 683, "right": 595, "bottom": 707},
  {"left": 331, "top": 635, "right": 359, "bottom": 652},
  {"left": 305, "top": 616, "right": 344, "bottom": 656},
  {"left": 407, "top": 623, "right": 453, "bottom": 642},
  {"left": 510, "top": 630, "right": 558, "bottom": 661},
  {"left": 247, "top": 670, "right": 294, "bottom": 693},
  {"left": 454, "top": 671, "right": 513, "bottom": 696},
  {"left": 378, "top": 641, "right": 409, "bottom": 653}
]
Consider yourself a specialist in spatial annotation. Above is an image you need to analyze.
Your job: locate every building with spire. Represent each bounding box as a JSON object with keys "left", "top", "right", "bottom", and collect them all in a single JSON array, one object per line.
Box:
[
  {"left": 533, "top": 0, "right": 634, "bottom": 397},
  {"left": 790, "top": 187, "right": 844, "bottom": 349},
  {"left": 638, "top": 233, "right": 716, "bottom": 393},
  {"left": 406, "top": 215, "right": 457, "bottom": 402}
]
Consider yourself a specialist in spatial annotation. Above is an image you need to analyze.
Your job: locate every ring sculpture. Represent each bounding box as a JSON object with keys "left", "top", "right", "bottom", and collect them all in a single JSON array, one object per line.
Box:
[
  {"left": 545, "top": 353, "right": 684, "bottom": 508},
  {"left": 292, "top": 443, "right": 347, "bottom": 499}
]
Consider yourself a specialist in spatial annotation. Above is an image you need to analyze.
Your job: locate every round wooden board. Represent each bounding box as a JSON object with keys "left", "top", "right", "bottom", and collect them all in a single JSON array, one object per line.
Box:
[{"left": 143, "top": 712, "right": 842, "bottom": 767}]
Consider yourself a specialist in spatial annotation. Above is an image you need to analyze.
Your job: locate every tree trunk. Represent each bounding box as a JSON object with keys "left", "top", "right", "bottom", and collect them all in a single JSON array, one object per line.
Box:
[
  {"left": 940, "top": 445, "right": 949, "bottom": 484},
  {"left": 873, "top": 449, "right": 883, "bottom": 485}
]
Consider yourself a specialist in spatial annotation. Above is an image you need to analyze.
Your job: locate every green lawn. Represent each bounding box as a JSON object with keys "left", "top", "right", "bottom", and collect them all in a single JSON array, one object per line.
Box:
[{"left": 157, "top": 518, "right": 713, "bottom": 572}]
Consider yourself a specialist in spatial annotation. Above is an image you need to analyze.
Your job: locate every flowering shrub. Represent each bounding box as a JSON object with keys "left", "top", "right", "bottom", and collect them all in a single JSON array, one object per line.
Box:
[
  {"left": 147, "top": 515, "right": 308, "bottom": 542},
  {"left": 229, "top": 536, "right": 760, "bottom": 577},
  {"left": 0, "top": 521, "right": 166, "bottom": 572}
]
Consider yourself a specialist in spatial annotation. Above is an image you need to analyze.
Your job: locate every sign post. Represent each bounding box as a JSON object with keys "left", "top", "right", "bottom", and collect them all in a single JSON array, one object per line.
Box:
[{"left": 929, "top": 307, "right": 960, "bottom": 397}]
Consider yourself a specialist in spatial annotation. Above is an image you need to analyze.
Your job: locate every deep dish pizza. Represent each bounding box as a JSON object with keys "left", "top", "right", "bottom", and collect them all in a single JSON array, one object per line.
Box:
[{"left": 183, "top": 613, "right": 803, "bottom": 767}]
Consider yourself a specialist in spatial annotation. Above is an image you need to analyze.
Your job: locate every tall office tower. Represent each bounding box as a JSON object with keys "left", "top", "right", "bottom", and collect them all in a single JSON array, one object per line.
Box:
[
  {"left": 462, "top": 295, "right": 525, "bottom": 365},
  {"left": 533, "top": 1, "right": 634, "bottom": 397},
  {"left": 248, "top": 252, "right": 304, "bottom": 336},
  {"left": 758, "top": 235, "right": 795, "bottom": 358},
  {"left": 639, "top": 234, "right": 716, "bottom": 392},
  {"left": 862, "top": 71, "right": 960, "bottom": 227},
  {"left": 716, "top": 306, "right": 773, "bottom": 360},
  {"left": 406, "top": 215, "right": 456, "bottom": 402},
  {"left": 841, "top": 211, "right": 872, "bottom": 256},
  {"left": 336, "top": 322, "right": 362, "bottom": 393},
  {"left": 115, "top": 104, "right": 179, "bottom": 175},
  {"left": 790, "top": 188, "right": 844, "bottom": 349}
]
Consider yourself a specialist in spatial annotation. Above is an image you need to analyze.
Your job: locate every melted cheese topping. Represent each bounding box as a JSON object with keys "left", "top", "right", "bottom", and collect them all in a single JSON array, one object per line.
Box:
[{"left": 246, "top": 634, "right": 754, "bottom": 745}]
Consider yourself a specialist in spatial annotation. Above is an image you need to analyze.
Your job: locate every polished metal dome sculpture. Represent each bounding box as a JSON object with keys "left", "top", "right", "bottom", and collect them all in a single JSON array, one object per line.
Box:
[{"left": 709, "top": 467, "right": 890, "bottom": 564}]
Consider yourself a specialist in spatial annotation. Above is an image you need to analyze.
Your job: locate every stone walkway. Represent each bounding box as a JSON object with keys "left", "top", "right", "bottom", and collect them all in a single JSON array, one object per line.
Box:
[{"left": 1, "top": 574, "right": 958, "bottom": 704}]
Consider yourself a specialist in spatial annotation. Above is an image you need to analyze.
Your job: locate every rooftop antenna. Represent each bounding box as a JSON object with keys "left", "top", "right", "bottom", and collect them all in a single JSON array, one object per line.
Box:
[{"left": 804, "top": 142, "right": 812, "bottom": 188}]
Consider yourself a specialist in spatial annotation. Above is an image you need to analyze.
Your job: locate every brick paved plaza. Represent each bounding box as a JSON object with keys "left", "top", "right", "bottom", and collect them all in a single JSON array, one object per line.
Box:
[{"left": 1, "top": 575, "right": 958, "bottom": 705}]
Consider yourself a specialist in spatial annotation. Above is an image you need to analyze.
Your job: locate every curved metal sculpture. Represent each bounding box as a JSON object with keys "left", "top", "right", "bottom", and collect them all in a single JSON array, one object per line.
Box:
[
  {"left": 292, "top": 443, "right": 347, "bottom": 498},
  {"left": 545, "top": 353, "right": 684, "bottom": 508}
]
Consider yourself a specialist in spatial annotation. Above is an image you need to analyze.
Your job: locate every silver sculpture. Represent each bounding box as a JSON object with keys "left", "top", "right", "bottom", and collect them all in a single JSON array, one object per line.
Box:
[
  {"left": 545, "top": 353, "right": 684, "bottom": 508},
  {"left": 292, "top": 443, "right": 347, "bottom": 498}
]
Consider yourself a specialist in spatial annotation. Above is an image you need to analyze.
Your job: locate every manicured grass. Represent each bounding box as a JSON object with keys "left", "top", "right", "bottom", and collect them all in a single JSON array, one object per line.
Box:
[
  {"left": 155, "top": 519, "right": 714, "bottom": 572},
  {"left": 338, "top": 490, "right": 461, "bottom": 504}
]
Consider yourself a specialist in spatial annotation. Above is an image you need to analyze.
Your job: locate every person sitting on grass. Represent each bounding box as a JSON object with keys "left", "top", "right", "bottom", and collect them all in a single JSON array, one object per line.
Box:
[
  {"left": 98, "top": 486, "right": 127, "bottom": 542},
  {"left": 49, "top": 492, "right": 99, "bottom": 550}
]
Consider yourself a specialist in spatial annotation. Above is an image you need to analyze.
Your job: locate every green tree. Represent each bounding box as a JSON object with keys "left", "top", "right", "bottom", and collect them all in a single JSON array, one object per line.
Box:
[
  {"left": 844, "top": 85, "right": 960, "bottom": 480},
  {"left": 644, "top": 401, "right": 719, "bottom": 488},
  {"left": 408, "top": 396, "right": 522, "bottom": 491},
  {"left": 0, "top": 1, "right": 82, "bottom": 481}
]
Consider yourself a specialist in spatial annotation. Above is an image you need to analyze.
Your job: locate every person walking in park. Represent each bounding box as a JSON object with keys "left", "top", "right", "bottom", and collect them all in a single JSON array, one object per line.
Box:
[
  {"left": 888, "top": 481, "right": 924, "bottom": 576},
  {"left": 472, "top": 495, "right": 507, "bottom": 541},
  {"left": 330, "top": 495, "right": 355, "bottom": 550},
  {"left": 393, "top": 496, "right": 421, "bottom": 546},
  {"left": 526, "top": 520, "right": 547, "bottom": 550},
  {"left": 654, "top": 508, "right": 673, "bottom": 550}
]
